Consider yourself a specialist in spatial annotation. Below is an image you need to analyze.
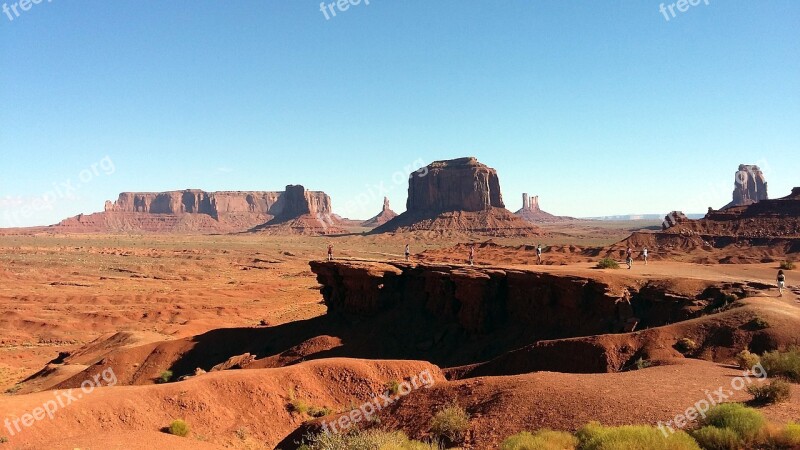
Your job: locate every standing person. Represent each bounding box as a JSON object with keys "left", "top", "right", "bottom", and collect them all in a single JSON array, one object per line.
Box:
[
  {"left": 404, "top": 243, "right": 410, "bottom": 261},
  {"left": 468, "top": 244, "right": 475, "bottom": 266},
  {"left": 642, "top": 247, "right": 649, "bottom": 266},
  {"left": 626, "top": 246, "right": 633, "bottom": 270},
  {"left": 536, "top": 244, "right": 543, "bottom": 265},
  {"left": 778, "top": 270, "right": 786, "bottom": 297},
  {"left": 327, "top": 244, "right": 334, "bottom": 261}
]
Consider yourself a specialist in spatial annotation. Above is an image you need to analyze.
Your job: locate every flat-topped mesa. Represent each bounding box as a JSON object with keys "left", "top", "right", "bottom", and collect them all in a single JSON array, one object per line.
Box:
[
  {"left": 56, "top": 185, "right": 341, "bottom": 234},
  {"left": 724, "top": 164, "right": 768, "bottom": 209},
  {"left": 373, "top": 157, "right": 541, "bottom": 236},
  {"left": 104, "top": 186, "right": 332, "bottom": 217},
  {"left": 407, "top": 157, "right": 504, "bottom": 213}
]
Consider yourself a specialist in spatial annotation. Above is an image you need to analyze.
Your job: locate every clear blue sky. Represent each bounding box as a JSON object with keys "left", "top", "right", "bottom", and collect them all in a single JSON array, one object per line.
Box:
[{"left": 1, "top": 1, "right": 798, "bottom": 227}]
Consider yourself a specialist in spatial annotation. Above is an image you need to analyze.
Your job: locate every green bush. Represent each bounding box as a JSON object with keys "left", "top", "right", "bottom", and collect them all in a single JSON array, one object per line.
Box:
[
  {"left": 675, "top": 338, "right": 699, "bottom": 354},
  {"left": 307, "top": 405, "right": 333, "bottom": 418},
  {"left": 500, "top": 429, "right": 578, "bottom": 450},
  {"left": 761, "top": 347, "right": 800, "bottom": 382},
  {"left": 158, "top": 370, "right": 173, "bottom": 384},
  {"left": 576, "top": 422, "right": 700, "bottom": 450},
  {"left": 779, "top": 260, "right": 796, "bottom": 270},
  {"left": 168, "top": 419, "right": 190, "bottom": 437},
  {"left": 691, "top": 426, "right": 741, "bottom": 450},
  {"left": 777, "top": 422, "right": 800, "bottom": 447},
  {"left": 636, "top": 358, "right": 652, "bottom": 370},
  {"left": 430, "top": 404, "right": 470, "bottom": 445},
  {"left": 596, "top": 258, "right": 620, "bottom": 269},
  {"left": 303, "top": 429, "right": 440, "bottom": 450},
  {"left": 746, "top": 380, "right": 792, "bottom": 404},
  {"left": 386, "top": 380, "right": 401, "bottom": 396},
  {"left": 735, "top": 350, "right": 761, "bottom": 371},
  {"left": 750, "top": 317, "right": 770, "bottom": 330},
  {"left": 700, "top": 403, "right": 766, "bottom": 443},
  {"left": 288, "top": 398, "right": 310, "bottom": 415}
]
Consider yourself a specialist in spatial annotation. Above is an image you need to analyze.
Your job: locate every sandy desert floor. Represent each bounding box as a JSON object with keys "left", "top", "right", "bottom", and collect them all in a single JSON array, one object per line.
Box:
[{"left": 1, "top": 222, "right": 799, "bottom": 449}]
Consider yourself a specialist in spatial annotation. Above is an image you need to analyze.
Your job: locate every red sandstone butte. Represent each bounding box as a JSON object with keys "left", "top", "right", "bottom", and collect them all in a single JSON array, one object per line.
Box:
[{"left": 372, "top": 157, "right": 541, "bottom": 236}]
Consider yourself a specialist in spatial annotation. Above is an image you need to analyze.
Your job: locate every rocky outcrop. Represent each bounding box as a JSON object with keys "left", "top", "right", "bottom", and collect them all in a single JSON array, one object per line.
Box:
[
  {"left": 53, "top": 186, "right": 343, "bottom": 234},
  {"left": 372, "top": 157, "right": 540, "bottom": 236},
  {"left": 310, "top": 260, "right": 724, "bottom": 338},
  {"left": 664, "top": 187, "right": 800, "bottom": 238},
  {"left": 515, "top": 193, "right": 571, "bottom": 223},
  {"left": 662, "top": 211, "right": 689, "bottom": 230},
  {"left": 724, "top": 164, "right": 768, "bottom": 209},
  {"left": 361, "top": 197, "right": 398, "bottom": 228}
]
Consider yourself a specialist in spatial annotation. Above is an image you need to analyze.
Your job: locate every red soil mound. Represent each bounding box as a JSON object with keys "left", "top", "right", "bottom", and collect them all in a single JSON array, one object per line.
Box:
[{"left": 0, "top": 359, "right": 444, "bottom": 449}]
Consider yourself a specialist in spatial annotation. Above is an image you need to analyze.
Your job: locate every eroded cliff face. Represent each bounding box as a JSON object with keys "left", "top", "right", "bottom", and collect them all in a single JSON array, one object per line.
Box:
[
  {"left": 55, "top": 186, "right": 340, "bottom": 234},
  {"left": 310, "top": 260, "right": 723, "bottom": 338},
  {"left": 664, "top": 187, "right": 800, "bottom": 239},
  {"left": 724, "top": 164, "right": 768, "bottom": 209}
]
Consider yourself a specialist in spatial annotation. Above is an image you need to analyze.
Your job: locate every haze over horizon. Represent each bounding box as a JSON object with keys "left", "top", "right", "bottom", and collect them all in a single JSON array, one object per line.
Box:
[{"left": 2, "top": 1, "right": 798, "bottom": 227}]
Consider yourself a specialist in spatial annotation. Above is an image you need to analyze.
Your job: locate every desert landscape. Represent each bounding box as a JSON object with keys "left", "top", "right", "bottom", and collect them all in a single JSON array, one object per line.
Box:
[
  {"left": 0, "top": 156, "right": 799, "bottom": 450},
  {"left": 3, "top": 3, "right": 799, "bottom": 449}
]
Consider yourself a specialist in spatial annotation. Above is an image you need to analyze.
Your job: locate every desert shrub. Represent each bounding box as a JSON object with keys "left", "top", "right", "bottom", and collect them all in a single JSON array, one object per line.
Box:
[
  {"left": 430, "top": 404, "right": 470, "bottom": 445},
  {"left": 576, "top": 422, "right": 700, "bottom": 450},
  {"left": 303, "top": 429, "right": 440, "bottom": 450},
  {"left": 700, "top": 403, "right": 766, "bottom": 443},
  {"left": 775, "top": 422, "right": 800, "bottom": 447},
  {"left": 288, "top": 398, "right": 310, "bottom": 415},
  {"left": 750, "top": 317, "right": 770, "bottom": 330},
  {"left": 386, "top": 379, "right": 401, "bottom": 396},
  {"left": 636, "top": 358, "right": 652, "bottom": 370},
  {"left": 0, "top": 436, "right": 8, "bottom": 443},
  {"left": 761, "top": 347, "right": 800, "bottom": 382},
  {"left": 168, "top": 419, "right": 190, "bottom": 437},
  {"left": 691, "top": 426, "right": 741, "bottom": 450},
  {"left": 676, "top": 338, "right": 699, "bottom": 353},
  {"left": 158, "top": 370, "right": 173, "bottom": 384},
  {"left": 735, "top": 350, "right": 761, "bottom": 371},
  {"left": 4, "top": 385, "right": 21, "bottom": 394},
  {"left": 500, "top": 429, "right": 578, "bottom": 450},
  {"left": 779, "top": 260, "right": 796, "bottom": 270},
  {"left": 746, "top": 379, "right": 792, "bottom": 404},
  {"left": 307, "top": 405, "right": 333, "bottom": 418},
  {"left": 596, "top": 258, "right": 620, "bottom": 269},
  {"left": 706, "top": 294, "right": 737, "bottom": 314}
]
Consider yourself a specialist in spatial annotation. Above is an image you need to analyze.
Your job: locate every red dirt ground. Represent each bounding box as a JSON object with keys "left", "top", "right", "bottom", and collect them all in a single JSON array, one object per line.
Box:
[{"left": 1, "top": 225, "right": 799, "bottom": 449}]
